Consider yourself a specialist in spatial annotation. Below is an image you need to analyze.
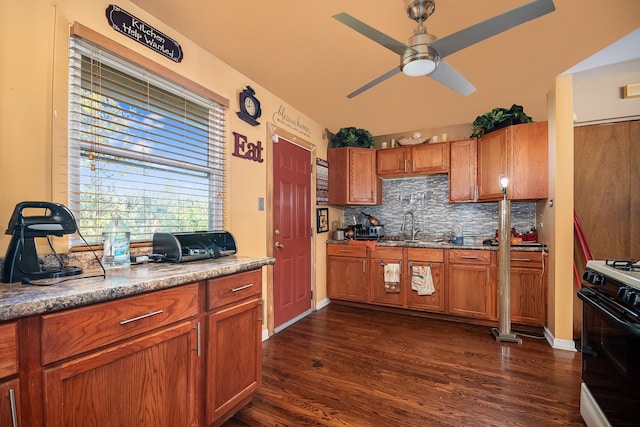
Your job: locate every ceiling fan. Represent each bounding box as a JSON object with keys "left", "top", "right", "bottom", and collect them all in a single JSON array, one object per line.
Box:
[{"left": 333, "top": 0, "right": 555, "bottom": 98}]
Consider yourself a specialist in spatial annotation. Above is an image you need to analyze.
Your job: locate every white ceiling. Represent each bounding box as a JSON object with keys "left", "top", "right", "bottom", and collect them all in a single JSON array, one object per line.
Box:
[{"left": 130, "top": 0, "right": 640, "bottom": 136}]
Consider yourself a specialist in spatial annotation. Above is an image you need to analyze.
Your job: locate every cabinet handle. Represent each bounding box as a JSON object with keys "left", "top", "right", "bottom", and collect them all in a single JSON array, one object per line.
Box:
[
  {"left": 194, "top": 321, "right": 201, "bottom": 357},
  {"left": 231, "top": 283, "right": 254, "bottom": 292},
  {"left": 362, "top": 259, "right": 366, "bottom": 273},
  {"left": 9, "top": 388, "right": 18, "bottom": 427},
  {"left": 461, "top": 255, "right": 479, "bottom": 259},
  {"left": 120, "top": 309, "right": 164, "bottom": 325},
  {"left": 512, "top": 258, "right": 531, "bottom": 262},
  {"left": 486, "top": 269, "right": 490, "bottom": 285},
  {"left": 404, "top": 159, "right": 408, "bottom": 172},
  {"left": 339, "top": 249, "right": 352, "bottom": 253}
]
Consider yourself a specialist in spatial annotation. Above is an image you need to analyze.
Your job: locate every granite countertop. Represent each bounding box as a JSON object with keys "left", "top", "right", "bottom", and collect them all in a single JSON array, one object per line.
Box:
[
  {"left": 0, "top": 256, "right": 275, "bottom": 322},
  {"left": 327, "top": 239, "right": 547, "bottom": 252}
]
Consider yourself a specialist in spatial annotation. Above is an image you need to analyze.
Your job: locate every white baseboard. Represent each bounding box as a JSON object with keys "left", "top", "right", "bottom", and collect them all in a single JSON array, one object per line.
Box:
[
  {"left": 544, "top": 327, "right": 577, "bottom": 351},
  {"left": 316, "top": 297, "right": 330, "bottom": 310}
]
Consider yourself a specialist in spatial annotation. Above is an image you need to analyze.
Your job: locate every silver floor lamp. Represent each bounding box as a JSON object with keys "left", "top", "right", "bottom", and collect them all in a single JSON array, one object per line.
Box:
[{"left": 491, "top": 175, "right": 522, "bottom": 343}]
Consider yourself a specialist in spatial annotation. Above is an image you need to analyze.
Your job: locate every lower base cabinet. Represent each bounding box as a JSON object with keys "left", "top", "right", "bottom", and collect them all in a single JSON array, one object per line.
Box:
[
  {"left": 405, "top": 248, "right": 446, "bottom": 313},
  {"left": 9, "top": 268, "right": 265, "bottom": 427},
  {"left": 206, "top": 270, "right": 263, "bottom": 426},
  {"left": 447, "top": 249, "right": 496, "bottom": 320},
  {"left": 327, "top": 245, "right": 368, "bottom": 302},
  {"left": 43, "top": 321, "right": 198, "bottom": 427},
  {"left": 508, "top": 251, "right": 547, "bottom": 326},
  {"left": 369, "top": 247, "right": 404, "bottom": 307}
]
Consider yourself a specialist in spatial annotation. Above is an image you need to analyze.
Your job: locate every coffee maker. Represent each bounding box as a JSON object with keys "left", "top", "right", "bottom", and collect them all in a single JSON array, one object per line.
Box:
[{"left": 2, "top": 201, "right": 83, "bottom": 283}]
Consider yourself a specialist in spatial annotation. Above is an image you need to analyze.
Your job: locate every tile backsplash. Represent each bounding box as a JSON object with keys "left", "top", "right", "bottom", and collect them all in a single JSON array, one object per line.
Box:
[{"left": 343, "top": 175, "right": 537, "bottom": 241}]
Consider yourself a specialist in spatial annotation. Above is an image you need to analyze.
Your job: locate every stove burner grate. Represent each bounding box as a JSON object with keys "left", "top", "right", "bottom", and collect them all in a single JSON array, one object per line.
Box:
[{"left": 606, "top": 258, "right": 640, "bottom": 272}]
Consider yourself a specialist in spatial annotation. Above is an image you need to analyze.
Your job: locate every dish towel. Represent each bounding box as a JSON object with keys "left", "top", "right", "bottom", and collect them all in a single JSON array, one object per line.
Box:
[
  {"left": 384, "top": 263, "right": 401, "bottom": 293},
  {"left": 411, "top": 265, "right": 435, "bottom": 296}
]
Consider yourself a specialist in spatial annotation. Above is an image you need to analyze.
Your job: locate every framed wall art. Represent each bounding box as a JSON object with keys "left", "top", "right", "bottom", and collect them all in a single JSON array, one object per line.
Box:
[{"left": 316, "top": 208, "right": 329, "bottom": 233}]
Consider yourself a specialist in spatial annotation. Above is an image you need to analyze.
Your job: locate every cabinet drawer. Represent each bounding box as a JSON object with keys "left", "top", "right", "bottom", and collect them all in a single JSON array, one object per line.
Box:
[
  {"left": 0, "top": 322, "right": 18, "bottom": 379},
  {"left": 406, "top": 248, "right": 444, "bottom": 263},
  {"left": 327, "top": 244, "right": 367, "bottom": 258},
  {"left": 369, "top": 247, "right": 402, "bottom": 260},
  {"left": 41, "top": 284, "right": 199, "bottom": 365},
  {"left": 207, "top": 269, "right": 262, "bottom": 310},
  {"left": 449, "top": 249, "right": 491, "bottom": 265},
  {"left": 509, "top": 251, "right": 544, "bottom": 268}
]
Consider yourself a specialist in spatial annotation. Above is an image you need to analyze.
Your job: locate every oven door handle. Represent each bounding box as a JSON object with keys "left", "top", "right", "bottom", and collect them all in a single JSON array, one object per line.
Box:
[{"left": 578, "top": 288, "right": 640, "bottom": 336}]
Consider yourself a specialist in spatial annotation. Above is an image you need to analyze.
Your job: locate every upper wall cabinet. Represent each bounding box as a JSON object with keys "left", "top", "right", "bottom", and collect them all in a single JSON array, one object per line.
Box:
[
  {"left": 477, "top": 121, "right": 548, "bottom": 201},
  {"left": 328, "top": 147, "right": 382, "bottom": 206},
  {"left": 449, "top": 138, "right": 478, "bottom": 203},
  {"left": 377, "top": 142, "right": 449, "bottom": 178}
]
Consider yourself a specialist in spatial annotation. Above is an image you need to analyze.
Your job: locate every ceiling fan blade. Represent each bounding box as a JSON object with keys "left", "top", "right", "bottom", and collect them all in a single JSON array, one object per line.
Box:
[
  {"left": 333, "top": 12, "right": 414, "bottom": 56},
  {"left": 347, "top": 67, "right": 402, "bottom": 98},
  {"left": 430, "top": 0, "right": 555, "bottom": 58},
  {"left": 429, "top": 61, "right": 476, "bottom": 96}
]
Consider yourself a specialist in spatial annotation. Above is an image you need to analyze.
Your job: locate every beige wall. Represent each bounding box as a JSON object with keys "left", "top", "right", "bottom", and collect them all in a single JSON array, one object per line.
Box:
[
  {"left": 0, "top": 0, "right": 331, "bottom": 331},
  {"left": 541, "top": 75, "right": 575, "bottom": 343}
]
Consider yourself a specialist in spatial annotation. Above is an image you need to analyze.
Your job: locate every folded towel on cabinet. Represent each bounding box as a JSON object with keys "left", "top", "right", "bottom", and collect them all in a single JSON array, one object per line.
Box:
[
  {"left": 384, "top": 263, "right": 401, "bottom": 293},
  {"left": 411, "top": 265, "right": 435, "bottom": 295}
]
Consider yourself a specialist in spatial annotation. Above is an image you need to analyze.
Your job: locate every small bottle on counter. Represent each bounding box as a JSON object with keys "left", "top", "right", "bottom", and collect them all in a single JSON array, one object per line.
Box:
[{"left": 102, "top": 216, "right": 131, "bottom": 268}]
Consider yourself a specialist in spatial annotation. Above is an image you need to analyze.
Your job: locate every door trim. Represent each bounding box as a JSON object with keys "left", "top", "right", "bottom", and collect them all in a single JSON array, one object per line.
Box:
[{"left": 266, "top": 123, "right": 317, "bottom": 338}]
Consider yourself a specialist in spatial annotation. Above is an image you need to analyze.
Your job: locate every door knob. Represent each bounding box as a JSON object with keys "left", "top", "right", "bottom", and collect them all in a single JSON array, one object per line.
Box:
[{"left": 275, "top": 242, "right": 285, "bottom": 250}]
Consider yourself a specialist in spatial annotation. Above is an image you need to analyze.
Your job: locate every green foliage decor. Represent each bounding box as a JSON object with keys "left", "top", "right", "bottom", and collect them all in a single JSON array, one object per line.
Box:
[
  {"left": 470, "top": 104, "right": 533, "bottom": 138},
  {"left": 331, "top": 127, "right": 374, "bottom": 148}
]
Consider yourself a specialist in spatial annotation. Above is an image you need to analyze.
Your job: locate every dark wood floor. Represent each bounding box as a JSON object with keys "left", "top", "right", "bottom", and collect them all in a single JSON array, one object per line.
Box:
[{"left": 223, "top": 304, "right": 584, "bottom": 427}]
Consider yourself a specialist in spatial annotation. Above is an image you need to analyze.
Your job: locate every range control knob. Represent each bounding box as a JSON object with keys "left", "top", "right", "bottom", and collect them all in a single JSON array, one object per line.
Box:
[
  {"left": 625, "top": 291, "right": 637, "bottom": 305},
  {"left": 618, "top": 287, "right": 630, "bottom": 300},
  {"left": 583, "top": 270, "right": 605, "bottom": 286}
]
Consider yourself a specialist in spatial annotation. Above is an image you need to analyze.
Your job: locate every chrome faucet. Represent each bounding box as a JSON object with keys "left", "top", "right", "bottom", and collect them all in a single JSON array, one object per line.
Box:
[{"left": 400, "top": 211, "right": 419, "bottom": 241}]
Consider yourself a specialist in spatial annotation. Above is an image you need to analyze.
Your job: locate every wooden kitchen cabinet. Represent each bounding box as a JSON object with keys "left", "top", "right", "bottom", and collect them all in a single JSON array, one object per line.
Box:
[
  {"left": 377, "top": 142, "right": 449, "bottom": 177},
  {"left": 328, "top": 147, "right": 381, "bottom": 205},
  {"left": 449, "top": 138, "right": 478, "bottom": 203},
  {"left": 369, "top": 247, "right": 404, "bottom": 307},
  {"left": 0, "top": 322, "right": 20, "bottom": 427},
  {"left": 327, "top": 244, "right": 368, "bottom": 303},
  {"left": 405, "top": 248, "right": 446, "bottom": 312},
  {"left": 206, "top": 270, "right": 263, "bottom": 426},
  {"left": 41, "top": 285, "right": 200, "bottom": 427},
  {"left": 508, "top": 251, "right": 547, "bottom": 326},
  {"left": 477, "top": 121, "right": 548, "bottom": 201},
  {"left": 447, "top": 250, "right": 496, "bottom": 320}
]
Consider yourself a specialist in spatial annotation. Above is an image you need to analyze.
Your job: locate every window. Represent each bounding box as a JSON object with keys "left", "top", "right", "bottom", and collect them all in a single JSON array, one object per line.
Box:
[{"left": 68, "top": 37, "right": 225, "bottom": 246}]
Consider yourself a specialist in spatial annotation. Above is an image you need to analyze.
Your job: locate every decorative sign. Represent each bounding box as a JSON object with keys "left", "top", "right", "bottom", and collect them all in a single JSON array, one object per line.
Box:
[
  {"left": 272, "top": 105, "right": 312, "bottom": 139},
  {"left": 316, "top": 158, "right": 328, "bottom": 205},
  {"left": 232, "top": 132, "right": 264, "bottom": 163},
  {"left": 106, "top": 5, "right": 183, "bottom": 63}
]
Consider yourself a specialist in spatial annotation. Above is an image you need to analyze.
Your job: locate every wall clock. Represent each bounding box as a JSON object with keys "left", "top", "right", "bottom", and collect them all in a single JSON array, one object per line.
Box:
[{"left": 236, "top": 86, "right": 262, "bottom": 126}]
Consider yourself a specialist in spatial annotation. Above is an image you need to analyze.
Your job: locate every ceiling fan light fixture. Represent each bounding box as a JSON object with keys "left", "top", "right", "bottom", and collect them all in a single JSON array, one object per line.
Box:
[
  {"left": 402, "top": 57, "right": 437, "bottom": 76},
  {"left": 401, "top": 30, "right": 439, "bottom": 77}
]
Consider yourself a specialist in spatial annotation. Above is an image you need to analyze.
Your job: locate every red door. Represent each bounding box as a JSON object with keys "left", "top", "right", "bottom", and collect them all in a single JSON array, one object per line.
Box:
[{"left": 272, "top": 137, "right": 312, "bottom": 329}]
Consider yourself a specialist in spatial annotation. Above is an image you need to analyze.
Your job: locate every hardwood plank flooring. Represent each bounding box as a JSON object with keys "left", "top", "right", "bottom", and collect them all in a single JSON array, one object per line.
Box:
[{"left": 223, "top": 304, "right": 584, "bottom": 426}]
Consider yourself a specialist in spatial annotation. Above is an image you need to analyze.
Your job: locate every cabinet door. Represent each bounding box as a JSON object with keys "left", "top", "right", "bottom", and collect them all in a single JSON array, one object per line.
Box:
[
  {"left": 510, "top": 267, "right": 546, "bottom": 326},
  {"left": 207, "top": 298, "right": 262, "bottom": 425},
  {"left": 449, "top": 138, "right": 477, "bottom": 203},
  {"left": 448, "top": 265, "right": 495, "bottom": 320},
  {"left": 477, "top": 129, "right": 507, "bottom": 200},
  {"left": 405, "top": 261, "right": 446, "bottom": 312},
  {"left": 0, "top": 379, "right": 20, "bottom": 427},
  {"left": 328, "top": 148, "right": 380, "bottom": 205},
  {"left": 369, "top": 257, "right": 404, "bottom": 307},
  {"left": 411, "top": 142, "right": 449, "bottom": 175},
  {"left": 327, "top": 255, "right": 368, "bottom": 302},
  {"left": 43, "top": 320, "right": 198, "bottom": 427},
  {"left": 377, "top": 147, "right": 408, "bottom": 176}
]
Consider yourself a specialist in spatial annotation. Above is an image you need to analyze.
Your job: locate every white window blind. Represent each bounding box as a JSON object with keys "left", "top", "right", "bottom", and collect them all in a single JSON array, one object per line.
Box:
[{"left": 68, "top": 37, "right": 225, "bottom": 246}]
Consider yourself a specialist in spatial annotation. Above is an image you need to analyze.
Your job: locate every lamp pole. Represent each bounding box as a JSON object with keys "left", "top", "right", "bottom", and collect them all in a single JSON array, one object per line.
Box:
[{"left": 492, "top": 176, "right": 522, "bottom": 343}]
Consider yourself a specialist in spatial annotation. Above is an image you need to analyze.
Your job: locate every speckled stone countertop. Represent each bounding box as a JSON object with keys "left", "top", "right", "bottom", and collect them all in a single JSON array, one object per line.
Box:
[
  {"left": 0, "top": 256, "right": 274, "bottom": 322},
  {"left": 327, "top": 239, "right": 547, "bottom": 252}
]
